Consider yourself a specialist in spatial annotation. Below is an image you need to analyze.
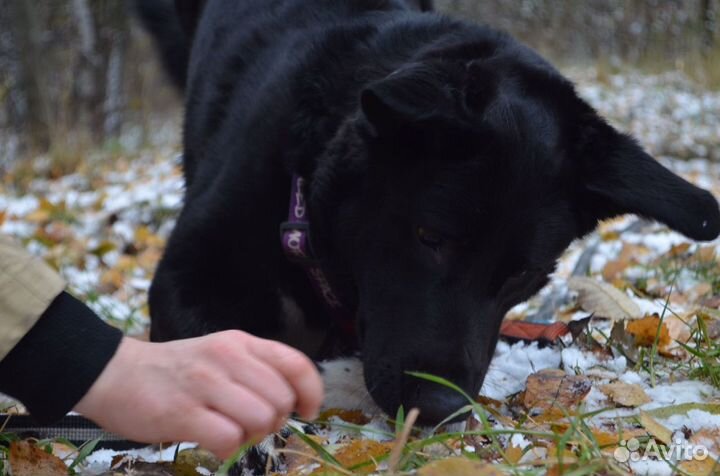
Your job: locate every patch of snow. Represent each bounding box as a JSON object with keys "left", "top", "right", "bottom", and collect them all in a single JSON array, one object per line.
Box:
[
  {"left": 582, "top": 385, "right": 610, "bottom": 412},
  {"left": 628, "top": 459, "right": 673, "bottom": 476},
  {"left": 619, "top": 370, "right": 645, "bottom": 385},
  {"left": 81, "top": 442, "right": 196, "bottom": 475},
  {"left": 642, "top": 381, "right": 718, "bottom": 410},
  {"left": 658, "top": 409, "right": 720, "bottom": 433},
  {"left": 481, "top": 341, "right": 561, "bottom": 400}
]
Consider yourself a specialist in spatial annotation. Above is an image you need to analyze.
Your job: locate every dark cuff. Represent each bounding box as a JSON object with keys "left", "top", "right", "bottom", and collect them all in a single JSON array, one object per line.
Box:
[{"left": 0, "top": 292, "right": 123, "bottom": 423}]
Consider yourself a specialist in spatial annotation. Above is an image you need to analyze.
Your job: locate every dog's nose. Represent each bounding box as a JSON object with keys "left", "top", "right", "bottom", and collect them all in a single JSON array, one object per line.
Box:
[{"left": 401, "top": 379, "right": 470, "bottom": 425}]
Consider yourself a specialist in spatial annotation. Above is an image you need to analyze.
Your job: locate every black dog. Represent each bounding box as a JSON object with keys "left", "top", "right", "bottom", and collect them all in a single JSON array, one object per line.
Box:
[{"left": 137, "top": 0, "right": 720, "bottom": 424}]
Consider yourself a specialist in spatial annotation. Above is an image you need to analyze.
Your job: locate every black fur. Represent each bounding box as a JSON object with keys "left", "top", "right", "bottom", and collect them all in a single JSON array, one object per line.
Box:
[{"left": 136, "top": 0, "right": 720, "bottom": 424}]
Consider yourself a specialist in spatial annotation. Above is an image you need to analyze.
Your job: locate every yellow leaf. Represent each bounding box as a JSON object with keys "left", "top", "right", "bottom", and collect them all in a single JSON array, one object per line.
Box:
[
  {"left": 638, "top": 411, "right": 672, "bottom": 445},
  {"left": 677, "top": 457, "right": 720, "bottom": 476},
  {"left": 332, "top": 440, "right": 391, "bottom": 473},
  {"left": 417, "top": 457, "right": 506, "bottom": 476},
  {"left": 504, "top": 444, "right": 524, "bottom": 464},
  {"left": 600, "top": 382, "right": 651, "bottom": 407},
  {"left": 626, "top": 315, "right": 670, "bottom": 348}
]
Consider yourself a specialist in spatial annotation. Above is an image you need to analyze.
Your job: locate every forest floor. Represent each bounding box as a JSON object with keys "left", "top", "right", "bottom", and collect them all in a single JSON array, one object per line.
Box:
[{"left": 1, "top": 68, "right": 719, "bottom": 476}]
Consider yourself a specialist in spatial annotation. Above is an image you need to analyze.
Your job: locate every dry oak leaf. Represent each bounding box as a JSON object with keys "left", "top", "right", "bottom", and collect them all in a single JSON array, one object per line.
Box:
[
  {"left": 600, "top": 382, "right": 651, "bottom": 407},
  {"left": 417, "top": 457, "right": 507, "bottom": 476},
  {"left": 626, "top": 315, "right": 671, "bottom": 348},
  {"left": 522, "top": 369, "right": 592, "bottom": 412},
  {"left": 9, "top": 440, "right": 67, "bottom": 476},
  {"left": 332, "top": 440, "right": 392, "bottom": 473},
  {"left": 568, "top": 277, "right": 641, "bottom": 320}
]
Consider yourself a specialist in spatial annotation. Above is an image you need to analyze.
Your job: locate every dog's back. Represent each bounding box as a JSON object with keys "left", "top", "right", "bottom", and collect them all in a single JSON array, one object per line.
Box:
[{"left": 138, "top": 0, "right": 446, "bottom": 190}]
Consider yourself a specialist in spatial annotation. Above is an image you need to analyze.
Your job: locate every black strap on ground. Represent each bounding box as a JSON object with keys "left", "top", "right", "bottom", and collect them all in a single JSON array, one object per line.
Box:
[{"left": 1, "top": 414, "right": 145, "bottom": 450}]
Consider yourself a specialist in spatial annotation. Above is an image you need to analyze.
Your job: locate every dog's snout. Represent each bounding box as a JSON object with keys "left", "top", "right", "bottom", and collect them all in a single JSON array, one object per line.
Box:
[
  {"left": 401, "top": 378, "right": 470, "bottom": 424},
  {"left": 365, "top": 349, "right": 484, "bottom": 425}
]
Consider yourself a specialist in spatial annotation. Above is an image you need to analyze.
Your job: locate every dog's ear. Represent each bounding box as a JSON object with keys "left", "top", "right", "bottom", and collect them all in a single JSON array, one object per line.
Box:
[
  {"left": 360, "top": 64, "right": 454, "bottom": 137},
  {"left": 578, "top": 117, "right": 720, "bottom": 241}
]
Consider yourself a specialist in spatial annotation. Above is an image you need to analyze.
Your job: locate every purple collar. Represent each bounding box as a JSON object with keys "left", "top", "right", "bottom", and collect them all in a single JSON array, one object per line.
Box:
[{"left": 280, "top": 175, "right": 356, "bottom": 335}]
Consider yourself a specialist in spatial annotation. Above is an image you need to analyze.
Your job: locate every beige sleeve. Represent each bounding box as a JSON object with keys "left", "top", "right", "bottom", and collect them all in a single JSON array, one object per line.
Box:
[{"left": 0, "top": 235, "right": 66, "bottom": 360}]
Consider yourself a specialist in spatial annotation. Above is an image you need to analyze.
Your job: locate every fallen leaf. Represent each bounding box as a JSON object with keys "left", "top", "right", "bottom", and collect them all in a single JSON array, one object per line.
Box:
[
  {"left": 333, "top": 440, "right": 391, "bottom": 473},
  {"left": 522, "top": 369, "right": 592, "bottom": 412},
  {"left": 689, "top": 427, "right": 720, "bottom": 458},
  {"left": 610, "top": 320, "right": 640, "bottom": 364},
  {"left": 173, "top": 447, "right": 221, "bottom": 476},
  {"left": 691, "top": 282, "right": 713, "bottom": 299},
  {"left": 504, "top": 444, "right": 525, "bottom": 464},
  {"left": 677, "top": 457, "right": 720, "bottom": 476},
  {"left": 417, "top": 457, "right": 505, "bottom": 476},
  {"left": 594, "top": 428, "right": 647, "bottom": 449},
  {"left": 626, "top": 315, "right": 670, "bottom": 347},
  {"left": 639, "top": 411, "right": 672, "bottom": 445},
  {"left": 283, "top": 434, "right": 327, "bottom": 475},
  {"left": 645, "top": 403, "right": 720, "bottom": 419},
  {"left": 90, "top": 240, "right": 117, "bottom": 258},
  {"left": 669, "top": 242, "right": 691, "bottom": 256},
  {"left": 664, "top": 315, "right": 693, "bottom": 344},
  {"left": 9, "top": 440, "right": 67, "bottom": 476},
  {"left": 600, "top": 382, "right": 651, "bottom": 407},
  {"left": 696, "top": 246, "right": 717, "bottom": 263},
  {"left": 100, "top": 268, "right": 125, "bottom": 292},
  {"left": 568, "top": 277, "right": 641, "bottom": 320}
]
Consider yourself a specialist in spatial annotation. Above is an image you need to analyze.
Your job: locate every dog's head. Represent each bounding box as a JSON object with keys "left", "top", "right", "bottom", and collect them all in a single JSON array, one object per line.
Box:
[{"left": 311, "top": 37, "right": 720, "bottom": 424}]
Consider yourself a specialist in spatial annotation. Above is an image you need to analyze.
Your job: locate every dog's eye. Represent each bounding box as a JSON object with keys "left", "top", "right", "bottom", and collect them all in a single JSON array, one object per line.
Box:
[{"left": 417, "top": 227, "right": 445, "bottom": 251}]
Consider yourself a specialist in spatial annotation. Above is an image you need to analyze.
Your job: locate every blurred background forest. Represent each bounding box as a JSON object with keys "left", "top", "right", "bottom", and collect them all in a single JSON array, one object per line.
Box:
[{"left": 0, "top": 0, "right": 718, "bottom": 175}]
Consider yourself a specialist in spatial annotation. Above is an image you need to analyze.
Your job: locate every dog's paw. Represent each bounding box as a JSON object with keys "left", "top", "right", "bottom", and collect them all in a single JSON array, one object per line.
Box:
[{"left": 318, "top": 357, "right": 382, "bottom": 416}]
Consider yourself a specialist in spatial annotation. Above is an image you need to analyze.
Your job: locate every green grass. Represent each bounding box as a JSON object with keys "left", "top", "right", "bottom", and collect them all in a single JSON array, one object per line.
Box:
[{"left": 680, "top": 312, "right": 720, "bottom": 388}]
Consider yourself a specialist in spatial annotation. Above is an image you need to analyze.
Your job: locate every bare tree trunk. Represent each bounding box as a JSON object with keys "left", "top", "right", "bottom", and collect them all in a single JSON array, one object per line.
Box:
[
  {"left": 72, "top": 0, "right": 102, "bottom": 140},
  {"left": 101, "top": 1, "right": 129, "bottom": 139},
  {"left": 701, "top": 0, "right": 716, "bottom": 52},
  {"left": 104, "top": 33, "right": 126, "bottom": 137},
  {"left": 10, "top": 0, "right": 52, "bottom": 150}
]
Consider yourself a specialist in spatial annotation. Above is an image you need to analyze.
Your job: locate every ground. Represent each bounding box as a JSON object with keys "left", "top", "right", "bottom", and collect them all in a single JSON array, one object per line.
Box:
[{"left": 0, "top": 69, "right": 719, "bottom": 475}]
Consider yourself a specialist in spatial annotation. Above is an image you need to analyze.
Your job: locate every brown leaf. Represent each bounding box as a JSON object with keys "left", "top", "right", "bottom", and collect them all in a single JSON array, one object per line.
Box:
[
  {"left": 610, "top": 320, "right": 640, "bottom": 364},
  {"left": 600, "top": 382, "right": 651, "bottom": 407},
  {"left": 568, "top": 277, "right": 641, "bottom": 320},
  {"left": 173, "top": 447, "right": 221, "bottom": 476},
  {"left": 696, "top": 246, "right": 717, "bottom": 263},
  {"left": 669, "top": 242, "right": 692, "bottom": 257},
  {"left": 626, "top": 314, "right": 670, "bottom": 348},
  {"left": 333, "top": 440, "right": 391, "bottom": 473},
  {"left": 689, "top": 427, "right": 720, "bottom": 459},
  {"left": 417, "top": 457, "right": 506, "bottom": 476},
  {"left": 9, "top": 440, "right": 67, "bottom": 476},
  {"left": 283, "top": 434, "right": 327, "bottom": 475},
  {"left": 100, "top": 268, "right": 125, "bottom": 293},
  {"left": 522, "top": 369, "right": 591, "bottom": 412},
  {"left": 504, "top": 444, "right": 525, "bottom": 464}
]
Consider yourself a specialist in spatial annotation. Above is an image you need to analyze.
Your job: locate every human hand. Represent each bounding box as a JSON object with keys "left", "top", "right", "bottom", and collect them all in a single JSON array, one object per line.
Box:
[{"left": 74, "top": 331, "right": 323, "bottom": 458}]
